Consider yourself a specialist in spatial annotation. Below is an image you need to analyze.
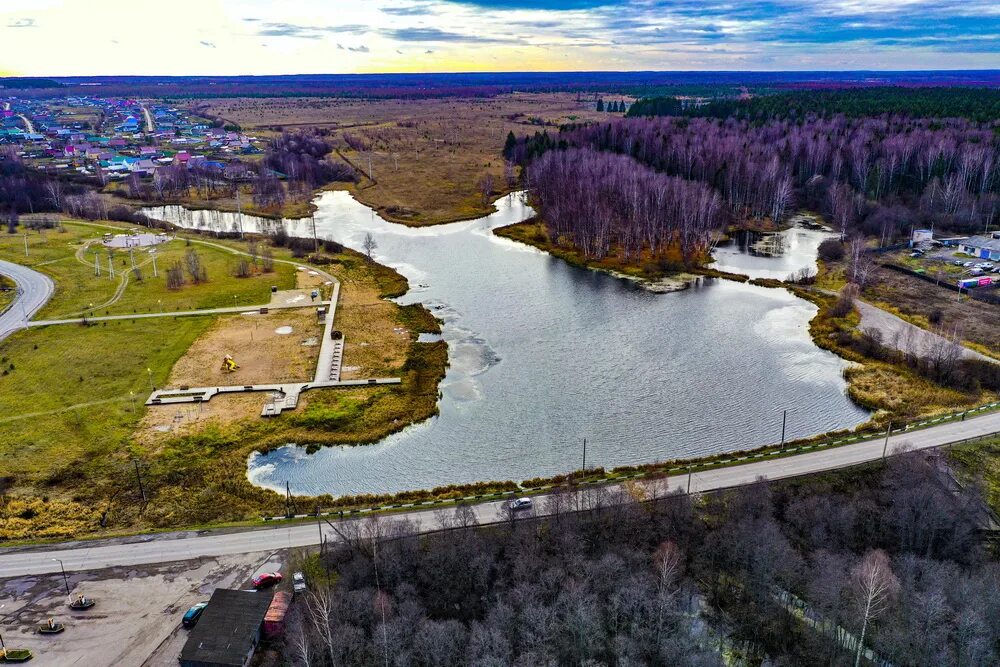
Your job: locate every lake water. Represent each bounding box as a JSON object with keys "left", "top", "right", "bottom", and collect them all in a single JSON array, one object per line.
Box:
[
  {"left": 143, "top": 193, "right": 869, "bottom": 496},
  {"left": 711, "top": 219, "right": 835, "bottom": 281}
]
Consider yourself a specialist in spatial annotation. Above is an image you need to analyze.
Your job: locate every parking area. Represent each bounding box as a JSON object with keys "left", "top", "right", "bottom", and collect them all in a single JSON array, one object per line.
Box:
[{"left": 0, "top": 550, "right": 293, "bottom": 666}]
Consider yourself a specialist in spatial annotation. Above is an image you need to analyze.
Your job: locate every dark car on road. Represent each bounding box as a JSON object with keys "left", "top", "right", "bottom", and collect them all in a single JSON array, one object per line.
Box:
[{"left": 182, "top": 602, "right": 208, "bottom": 628}]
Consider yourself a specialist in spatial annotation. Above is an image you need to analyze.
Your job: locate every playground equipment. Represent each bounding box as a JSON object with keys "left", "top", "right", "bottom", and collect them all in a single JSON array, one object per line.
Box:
[
  {"left": 68, "top": 595, "right": 95, "bottom": 611},
  {"left": 221, "top": 354, "right": 239, "bottom": 373},
  {"left": 37, "top": 618, "right": 65, "bottom": 635}
]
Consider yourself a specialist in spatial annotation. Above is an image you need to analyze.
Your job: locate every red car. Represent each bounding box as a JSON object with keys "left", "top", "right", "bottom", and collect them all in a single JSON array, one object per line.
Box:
[{"left": 252, "top": 572, "right": 282, "bottom": 589}]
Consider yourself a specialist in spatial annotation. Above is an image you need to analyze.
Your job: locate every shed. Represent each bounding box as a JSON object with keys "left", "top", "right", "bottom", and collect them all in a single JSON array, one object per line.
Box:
[{"left": 178, "top": 589, "right": 273, "bottom": 667}]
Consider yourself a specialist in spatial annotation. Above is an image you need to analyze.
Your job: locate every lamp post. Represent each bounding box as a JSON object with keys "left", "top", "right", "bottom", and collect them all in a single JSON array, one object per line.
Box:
[
  {"left": 129, "top": 391, "right": 136, "bottom": 413},
  {"left": 147, "top": 367, "right": 154, "bottom": 393},
  {"left": 52, "top": 558, "right": 71, "bottom": 597}
]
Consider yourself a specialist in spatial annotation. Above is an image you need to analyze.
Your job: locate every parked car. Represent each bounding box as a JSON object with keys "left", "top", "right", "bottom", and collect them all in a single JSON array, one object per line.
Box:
[
  {"left": 964, "top": 261, "right": 975, "bottom": 267},
  {"left": 252, "top": 572, "right": 283, "bottom": 589},
  {"left": 182, "top": 602, "right": 209, "bottom": 628},
  {"left": 507, "top": 497, "right": 533, "bottom": 512},
  {"left": 953, "top": 260, "right": 964, "bottom": 266},
  {"left": 293, "top": 572, "right": 307, "bottom": 594}
]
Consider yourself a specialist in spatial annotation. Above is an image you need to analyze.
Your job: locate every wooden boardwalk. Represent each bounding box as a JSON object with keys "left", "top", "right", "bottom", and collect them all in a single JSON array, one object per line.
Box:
[{"left": 147, "top": 378, "right": 402, "bottom": 416}]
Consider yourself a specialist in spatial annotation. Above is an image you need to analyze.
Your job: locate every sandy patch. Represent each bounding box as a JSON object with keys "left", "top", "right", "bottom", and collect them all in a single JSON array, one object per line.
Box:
[{"left": 165, "top": 310, "right": 320, "bottom": 387}]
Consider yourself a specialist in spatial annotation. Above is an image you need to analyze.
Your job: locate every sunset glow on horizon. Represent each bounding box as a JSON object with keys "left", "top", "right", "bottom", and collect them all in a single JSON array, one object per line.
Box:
[{"left": 1, "top": 0, "right": 998, "bottom": 76}]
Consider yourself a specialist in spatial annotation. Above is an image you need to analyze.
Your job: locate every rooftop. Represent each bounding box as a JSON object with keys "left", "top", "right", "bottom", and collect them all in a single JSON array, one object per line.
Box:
[{"left": 179, "top": 589, "right": 273, "bottom": 666}]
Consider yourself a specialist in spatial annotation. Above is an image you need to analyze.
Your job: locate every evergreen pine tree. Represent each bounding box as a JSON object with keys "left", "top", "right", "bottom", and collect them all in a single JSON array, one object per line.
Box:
[
  {"left": 503, "top": 130, "right": 517, "bottom": 158},
  {"left": 596, "top": 98, "right": 604, "bottom": 112}
]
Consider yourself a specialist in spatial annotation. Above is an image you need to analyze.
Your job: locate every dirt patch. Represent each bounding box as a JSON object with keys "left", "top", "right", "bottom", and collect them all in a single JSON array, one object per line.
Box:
[
  {"left": 137, "top": 393, "right": 270, "bottom": 444},
  {"left": 166, "top": 310, "right": 321, "bottom": 387}
]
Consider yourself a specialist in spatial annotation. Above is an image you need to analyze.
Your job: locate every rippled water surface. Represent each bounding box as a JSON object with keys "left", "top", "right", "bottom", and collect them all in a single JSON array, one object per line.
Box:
[{"left": 144, "top": 194, "right": 869, "bottom": 496}]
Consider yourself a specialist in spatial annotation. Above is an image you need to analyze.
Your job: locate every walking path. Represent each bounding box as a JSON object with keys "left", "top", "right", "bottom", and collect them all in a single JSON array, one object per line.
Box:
[
  {"left": 854, "top": 299, "right": 994, "bottom": 363},
  {"left": 1, "top": 408, "right": 998, "bottom": 576},
  {"left": 16, "top": 114, "right": 34, "bottom": 134},
  {"left": 28, "top": 300, "right": 330, "bottom": 327}
]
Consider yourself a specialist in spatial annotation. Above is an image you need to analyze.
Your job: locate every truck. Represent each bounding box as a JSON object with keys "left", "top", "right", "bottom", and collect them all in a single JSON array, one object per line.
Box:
[{"left": 263, "top": 591, "right": 291, "bottom": 639}]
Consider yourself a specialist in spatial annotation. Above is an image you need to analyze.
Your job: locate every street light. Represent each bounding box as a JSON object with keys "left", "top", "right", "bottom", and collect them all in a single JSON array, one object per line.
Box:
[
  {"left": 51, "top": 558, "right": 71, "bottom": 597},
  {"left": 147, "top": 367, "right": 154, "bottom": 393},
  {"left": 129, "top": 391, "right": 136, "bottom": 413}
]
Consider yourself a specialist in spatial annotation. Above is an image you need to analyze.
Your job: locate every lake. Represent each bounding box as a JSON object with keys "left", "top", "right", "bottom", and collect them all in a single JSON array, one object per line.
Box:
[{"left": 143, "top": 193, "right": 869, "bottom": 496}]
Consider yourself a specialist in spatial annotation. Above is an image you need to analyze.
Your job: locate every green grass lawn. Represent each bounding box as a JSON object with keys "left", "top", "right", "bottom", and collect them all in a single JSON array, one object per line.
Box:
[
  {"left": 0, "top": 316, "right": 213, "bottom": 483},
  {"left": 0, "top": 222, "right": 296, "bottom": 320}
]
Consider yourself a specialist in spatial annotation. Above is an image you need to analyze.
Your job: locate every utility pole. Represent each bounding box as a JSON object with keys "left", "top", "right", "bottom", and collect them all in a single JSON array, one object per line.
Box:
[
  {"left": 882, "top": 422, "right": 892, "bottom": 459},
  {"left": 780, "top": 409, "right": 787, "bottom": 448},
  {"left": 236, "top": 187, "right": 244, "bottom": 238},
  {"left": 23, "top": 232, "right": 28, "bottom": 257},
  {"left": 52, "top": 558, "right": 71, "bottom": 596},
  {"left": 581, "top": 438, "right": 587, "bottom": 475},
  {"left": 133, "top": 459, "right": 146, "bottom": 504},
  {"left": 317, "top": 515, "right": 324, "bottom": 555},
  {"left": 150, "top": 251, "right": 157, "bottom": 277},
  {"left": 687, "top": 467, "right": 693, "bottom": 495}
]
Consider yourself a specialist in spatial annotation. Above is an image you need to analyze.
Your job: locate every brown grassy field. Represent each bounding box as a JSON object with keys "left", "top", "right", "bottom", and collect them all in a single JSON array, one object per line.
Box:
[
  {"left": 201, "top": 93, "right": 622, "bottom": 225},
  {"left": 862, "top": 265, "right": 1000, "bottom": 357}
]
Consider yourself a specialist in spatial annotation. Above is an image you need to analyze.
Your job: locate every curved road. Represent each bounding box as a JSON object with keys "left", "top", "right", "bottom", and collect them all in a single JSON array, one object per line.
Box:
[
  {"left": 1, "top": 407, "right": 997, "bottom": 577},
  {"left": 0, "top": 259, "right": 55, "bottom": 341}
]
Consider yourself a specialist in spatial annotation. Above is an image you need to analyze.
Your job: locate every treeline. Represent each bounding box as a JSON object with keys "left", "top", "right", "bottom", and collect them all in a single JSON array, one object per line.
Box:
[
  {"left": 510, "top": 115, "right": 1000, "bottom": 238},
  {"left": 627, "top": 87, "right": 1000, "bottom": 123},
  {"left": 529, "top": 148, "right": 721, "bottom": 264},
  {"left": 286, "top": 452, "right": 999, "bottom": 666}
]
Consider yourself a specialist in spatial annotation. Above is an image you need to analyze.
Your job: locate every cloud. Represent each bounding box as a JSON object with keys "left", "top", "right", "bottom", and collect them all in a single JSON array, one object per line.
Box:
[
  {"left": 348, "top": 45, "right": 370, "bottom": 52},
  {"left": 6, "top": 18, "right": 36, "bottom": 28},
  {"left": 255, "top": 22, "right": 369, "bottom": 39},
  {"left": 381, "top": 3, "right": 435, "bottom": 16},
  {"left": 383, "top": 27, "right": 520, "bottom": 43},
  {"left": 444, "top": 0, "right": 621, "bottom": 8},
  {"left": 199, "top": 40, "right": 216, "bottom": 48}
]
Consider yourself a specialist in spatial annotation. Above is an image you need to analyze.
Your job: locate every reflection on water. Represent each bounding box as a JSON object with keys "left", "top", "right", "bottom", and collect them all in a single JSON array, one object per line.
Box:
[
  {"left": 143, "top": 194, "right": 868, "bottom": 497},
  {"left": 711, "top": 218, "right": 836, "bottom": 281}
]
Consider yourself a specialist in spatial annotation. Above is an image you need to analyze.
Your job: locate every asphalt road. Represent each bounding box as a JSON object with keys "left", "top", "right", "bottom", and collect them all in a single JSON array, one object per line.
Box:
[
  {"left": 1, "top": 408, "right": 997, "bottom": 578},
  {"left": 0, "top": 259, "right": 55, "bottom": 341}
]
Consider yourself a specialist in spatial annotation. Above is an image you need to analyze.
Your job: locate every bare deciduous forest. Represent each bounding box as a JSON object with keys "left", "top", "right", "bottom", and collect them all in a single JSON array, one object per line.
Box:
[{"left": 287, "top": 452, "right": 999, "bottom": 666}]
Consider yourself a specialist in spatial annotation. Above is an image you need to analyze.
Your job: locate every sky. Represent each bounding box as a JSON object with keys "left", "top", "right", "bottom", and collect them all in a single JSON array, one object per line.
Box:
[{"left": 0, "top": 0, "right": 998, "bottom": 76}]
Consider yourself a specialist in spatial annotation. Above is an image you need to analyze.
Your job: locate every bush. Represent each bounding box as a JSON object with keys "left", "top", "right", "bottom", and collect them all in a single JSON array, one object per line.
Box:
[{"left": 817, "top": 238, "right": 846, "bottom": 262}]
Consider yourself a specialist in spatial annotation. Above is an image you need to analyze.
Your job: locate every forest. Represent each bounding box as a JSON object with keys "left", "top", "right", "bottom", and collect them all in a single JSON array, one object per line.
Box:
[
  {"left": 508, "top": 114, "right": 1000, "bottom": 262},
  {"left": 286, "top": 451, "right": 1000, "bottom": 666},
  {"left": 627, "top": 87, "right": 1000, "bottom": 123},
  {"left": 527, "top": 148, "right": 722, "bottom": 265}
]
